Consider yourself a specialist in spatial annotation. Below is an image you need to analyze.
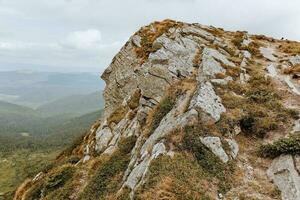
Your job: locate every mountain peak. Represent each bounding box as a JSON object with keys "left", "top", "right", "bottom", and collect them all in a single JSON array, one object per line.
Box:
[{"left": 15, "top": 20, "right": 300, "bottom": 200}]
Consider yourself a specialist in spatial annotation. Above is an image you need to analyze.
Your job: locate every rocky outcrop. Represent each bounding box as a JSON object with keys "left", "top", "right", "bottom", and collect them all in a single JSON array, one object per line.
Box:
[
  {"left": 267, "top": 155, "right": 300, "bottom": 200},
  {"left": 15, "top": 20, "right": 300, "bottom": 200}
]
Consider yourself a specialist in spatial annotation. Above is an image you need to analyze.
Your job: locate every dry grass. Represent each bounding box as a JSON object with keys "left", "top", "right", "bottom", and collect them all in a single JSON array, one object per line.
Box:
[
  {"left": 14, "top": 179, "right": 32, "bottom": 200},
  {"left": 193, "top": 48, "right": 203, "bottom": 67},
  {"left": 107, "top": 106, "right": 129, "bottom": 125},
  {"left": 283, "top": 64, "right": 300, "bottom": 78},
  {"left": 216, "top": 68, "right": 298, "bottom": 138},
  {"left": 279, "top": 41, "right": 300, "bottom": 55},
  {"left": 242, "top": 41, "right": 263, "bottom": 58},
  {"left": 135, "top": 154, "right": 214, "bottom": 200},
  {"left": 231, "top": 31, "right": 245, "bottom": 49}
]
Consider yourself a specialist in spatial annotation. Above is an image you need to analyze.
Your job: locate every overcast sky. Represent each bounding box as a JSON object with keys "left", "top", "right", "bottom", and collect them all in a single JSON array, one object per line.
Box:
[{"left": 0, "top": 0, "right": 299, "bottom": 73}]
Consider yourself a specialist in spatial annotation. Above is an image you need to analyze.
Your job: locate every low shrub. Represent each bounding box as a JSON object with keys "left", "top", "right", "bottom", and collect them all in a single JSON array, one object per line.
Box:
[
  {"left": 260, "top": 133, "right": 300, "bottom": 158},
  {"left": 78, "top": 136, "right": 136, "bottom": 200},
  {"left": 217, "top": 68, "right": 298, "bottom": 138},
  {"left": 24, "top": 165, "right": 75, "bottom": 200},
  {"left": 150, "top": 97, "right": 175, "bottom": 133}
]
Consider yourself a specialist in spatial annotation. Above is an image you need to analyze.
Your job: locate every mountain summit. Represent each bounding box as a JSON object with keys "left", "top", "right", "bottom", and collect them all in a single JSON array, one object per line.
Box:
[{"left": 15, "top": 20, "right": 300, "bottom": 200}]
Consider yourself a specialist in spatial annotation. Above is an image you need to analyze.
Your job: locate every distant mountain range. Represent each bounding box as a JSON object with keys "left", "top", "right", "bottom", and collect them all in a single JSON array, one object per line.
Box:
[
  {"left": 0, "top": 91, "right": 103, "bottom": 135},
  {"left": 37, "top": 91, "right": 104, "bottom": 117},
  {"left": 0, "top": 71, "right": 105, "bottom": 108},
  {"left": 0, "top": 71, "right": 105, "bottom": 136}
]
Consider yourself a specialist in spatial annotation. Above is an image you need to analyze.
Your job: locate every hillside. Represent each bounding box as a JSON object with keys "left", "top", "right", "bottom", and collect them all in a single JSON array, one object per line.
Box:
[
  {"left": 0, "top": 110, "right": 102, "bottom": 199},
  {"left": 0, "top": 101, "right": 35, "bottom": 115},
  {"left": 0, "top": 90, "right": 103, "bottom": 135},
  {"left": 15, "top": 20, "right": 300, "bottom": 200}
]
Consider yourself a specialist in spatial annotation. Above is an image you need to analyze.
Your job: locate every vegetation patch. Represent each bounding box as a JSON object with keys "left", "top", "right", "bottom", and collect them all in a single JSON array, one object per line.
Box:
[
  {"left": 107, "top": 106, "right": 129, "bottom": 125},
  {"left": 260, "top": 133, "right": 300, "bottom": 158},
  {"left": 216, "top": 68, "right": 299, "bottom": 138},
  {"left": 283, "top": 64, "right": 300, "bottom": 78},
  {"left": 135, "top": 154, "right": 212, "bottom": 200},
  {"left": 279, "top": 41, "right": 300, "bottom": 55},
  {"left": 78, "top": 136, "right": 137, "bottom": 200},
  {"left": 231, "top": 31, "right": 245, "bottom": 49},
  {"left": 180, "top": 126, "right": 235, "bottom": 193},
  {"left": 149, "top": 97, "right": 175, "bottom": 133},
  {"left": 24, "top": 164, "right": 75, "bottom": 200}
]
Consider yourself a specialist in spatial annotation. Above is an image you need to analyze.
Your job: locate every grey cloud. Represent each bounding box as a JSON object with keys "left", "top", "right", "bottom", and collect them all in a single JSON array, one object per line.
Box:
[{"left": 0, "top": 0, "right": 299, "bottom": 72}]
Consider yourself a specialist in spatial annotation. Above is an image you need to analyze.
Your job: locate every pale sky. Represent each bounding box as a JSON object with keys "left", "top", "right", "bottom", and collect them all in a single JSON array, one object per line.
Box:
[{"left": 0, "top": 0, "right": 299, "bottom": 73}]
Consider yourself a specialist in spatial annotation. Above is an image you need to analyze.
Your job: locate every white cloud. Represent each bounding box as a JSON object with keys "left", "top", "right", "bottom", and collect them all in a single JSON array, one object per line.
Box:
[{"left": 59, "top": 29, "right": 102, "bottom": 50}]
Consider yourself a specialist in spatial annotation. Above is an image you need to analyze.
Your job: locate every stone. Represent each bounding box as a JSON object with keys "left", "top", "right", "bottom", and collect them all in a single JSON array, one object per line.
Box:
[
  {"left": 260, "top": 47, "right": 277, "bottom": 62},
  {"left": 284, "top": 76, "right": 300, "bottom": 96},
  {"left": 200, "top": 136, "right": 229, "bottom": 163},
  {"left": 189, "top": 81, "right": 226, "bottom": 121},
  {"left": 83, "top": 155, "right": 90, "bottom": 163},
  {"left": 131, "top": 35, "right": 141, "bottom": 47},
  {"left": 267, "top": 155, "right": 300, "bottom": 200},
  {"left": 211, "top": 76, "right": 233, "bottom": 85},
  {"left": 123, "top": 142, "right": 167, "bottom": 192},
  {"left": 181, "top": 25, "right": 215, "bottom": 41},
  {"left": 242, "top": 50, "right": 251, "bottom": 59},
  {"left": 149, "top": 34, "right": 198, "bottom": 77},
  {"left": 289, "top": 55, "right": 300, "bottom": 66},
  {"left": 242, "top": 38, "right": 252, "bottom": 46},
  {"left": 266, "top": 64, "right": 278, "bottom": 77},
  {"left": 95, "top": 127, "right": 113, "bottom": 152},
  {"left": 292, "top": 119, "right": 300, "bottom": 134},
  {"left": 225, "top": 138, "right": 239, "bottom": 159}
]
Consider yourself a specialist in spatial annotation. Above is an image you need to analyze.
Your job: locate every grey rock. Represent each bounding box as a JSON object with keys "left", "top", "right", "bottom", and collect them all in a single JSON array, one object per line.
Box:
[
  {"left": 95, "top": 127, "right": 113, "bottom": 152},
  {"left": 225, "top": 138, "right": 239, "bottom": 159},
  {"left": 200, "top": 136, "right": 229, "bottom": 163},
  {"left": 260, "top": 47, "right": 277, "bottom": 62},
  {"left": 289, "top": 55, "right": 300, "bottom": 66},
  {"left": 267, "top": 155, "right": 300, "bottom": 200},
  {"left": 189, "top": 81, "right": 226, "bottom": 121}
]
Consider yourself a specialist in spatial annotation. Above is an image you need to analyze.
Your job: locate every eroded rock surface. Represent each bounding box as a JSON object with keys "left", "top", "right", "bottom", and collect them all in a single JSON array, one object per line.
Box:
[
  {"left": 15, "top": 20, "right": 300, "bottom": 200},
  {"left": 267, "top": 155, "right": 300, "bottom": 200}
]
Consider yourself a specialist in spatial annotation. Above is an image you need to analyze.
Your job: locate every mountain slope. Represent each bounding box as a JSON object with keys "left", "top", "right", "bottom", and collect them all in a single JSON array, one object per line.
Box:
[
  {"left": 0, "top": 100, "right": 35, "bottom": 115},
  {"left": 0, "top": 110, "right": 102, "bottom": 200},
  {"left": 15, "top": 20, "right": 300, "bottom": 200}
]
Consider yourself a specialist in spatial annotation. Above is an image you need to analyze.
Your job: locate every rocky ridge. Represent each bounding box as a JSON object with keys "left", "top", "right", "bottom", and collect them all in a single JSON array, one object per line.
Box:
[{"left": 15, "top": 20, "right": 300, "bottom": 200}]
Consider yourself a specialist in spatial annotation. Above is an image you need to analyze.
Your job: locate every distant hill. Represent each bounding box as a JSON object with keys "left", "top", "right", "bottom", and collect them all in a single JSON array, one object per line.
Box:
[
  {"left": 0, "top": 71, "right": 105, "bottom": 107},
  {"left": 0, "top": 100, "right": 35, "bottom": 115},
  {"left": 0, "top": 91, "right": 104, "bottom": 135},
  {"left": 0, "top": 109, "right": 103, "bottom": 152},
  {"left": 0, "top": 109, "right": 102, "bottom": 199},
  {"left": 37, "top": 91, "right": 104, "bottom": 117}
]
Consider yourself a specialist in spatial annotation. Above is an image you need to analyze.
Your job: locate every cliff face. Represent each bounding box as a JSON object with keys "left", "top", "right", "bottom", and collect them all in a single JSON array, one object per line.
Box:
[{"left": 15, "top": 20, "right": 300, "bottom": 200}]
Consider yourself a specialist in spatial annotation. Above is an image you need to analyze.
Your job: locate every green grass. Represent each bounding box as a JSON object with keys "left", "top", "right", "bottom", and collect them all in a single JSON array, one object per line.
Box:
[
  {"left": 216, "top": 70, "right": 299, "bottom": 138},
  {"left": 180, "top": 126, "right": 235, "bottom": 193},
  {"left": 260, "top": 133, "right": 300, "bottom": 158},
  {"left": 24, "top": 164, "right": 75, "bottom": 200},
  {"left": 78, "top": 136, "right": 137, "bottom": 200},
  {"left": 0, "top": 110, "right": 102, "bottom": 199},
  {"left": 149, "top": 97, "right": 175, "bottom": 135},
  {"left": 0, "top": 149, "right": 60, "bottom": 200}
]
